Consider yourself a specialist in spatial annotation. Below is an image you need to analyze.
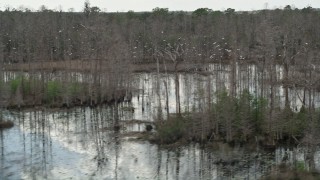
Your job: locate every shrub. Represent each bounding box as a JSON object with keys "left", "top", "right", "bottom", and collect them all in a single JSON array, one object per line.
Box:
[
  {"left": 46, "top": 81, "right": 62, "bottom": 103},
  {"left": 295, "top": 161, "right": 305, "bottom": 171},
  {"left": 10, "top": 76, "right": 22, "bottom": 94},
  {"left": 156, "top": 116, "right": 187, "bottom": 144},
  {"left": 21, "top": 78, "right": 31, "bottom": 95},
  {"left": 68, "top": 82, "right": 82, "bottom": 97},
  {"left": 0, "top": 79, "right": 3, "bottom": 93},
  {"left": 9, "top": 76, "right": 33, "bottom": 97},
  {"left": 293, "top": 106, "right": 308, "bottom": 136},
  {"left": 251, "top": 96, "right": 267, "bottom": 133},
  {"left": 213, "top": 89, "right": 268, "bottom": 142},
  {"left": 262, "top": 164, "right": 320, "bottom": 180}
]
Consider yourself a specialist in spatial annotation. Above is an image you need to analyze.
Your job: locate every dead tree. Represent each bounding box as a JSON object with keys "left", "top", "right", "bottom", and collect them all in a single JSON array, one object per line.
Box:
[{"left": 156, "top": 43, "right": 185, "bottom": 115}]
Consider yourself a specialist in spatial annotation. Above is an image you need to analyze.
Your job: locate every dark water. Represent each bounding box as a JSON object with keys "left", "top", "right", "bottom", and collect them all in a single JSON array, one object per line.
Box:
[{"left": 0, "top": 107, "right": 319, "bottom": 179}]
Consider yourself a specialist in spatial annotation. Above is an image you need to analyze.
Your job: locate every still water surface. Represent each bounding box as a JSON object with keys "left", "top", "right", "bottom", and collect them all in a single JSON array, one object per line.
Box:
[
  {"left": 1, "top": 68, "right": 320, "bottom": 179},
  {"left": 1, "top": 107, "right": 319, "bottom": 179}
]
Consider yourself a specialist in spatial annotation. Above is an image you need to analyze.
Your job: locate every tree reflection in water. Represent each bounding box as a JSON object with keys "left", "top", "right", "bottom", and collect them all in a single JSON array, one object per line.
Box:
[
  {"left": 0, "top": 106, "right": 319, "bottom": 179},
  {"left": 1, "top": 68, "right": 320, "bottom": 179}
]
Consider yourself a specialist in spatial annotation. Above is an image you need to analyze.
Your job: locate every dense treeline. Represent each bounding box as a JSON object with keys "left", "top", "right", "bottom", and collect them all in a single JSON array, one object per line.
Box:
[
  {"left": 1, "top": 3, "right": 320, "bottom": 146},
  {"left": 1, "top": 5, "right": 320, "bottom": 105},
  {"left": 0, "top": 5, "right": 319, "bottom": 65}
]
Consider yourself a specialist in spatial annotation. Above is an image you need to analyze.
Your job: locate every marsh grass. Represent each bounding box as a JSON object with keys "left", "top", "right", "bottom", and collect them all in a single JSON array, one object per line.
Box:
[
  {"left": 1, "top": 73, "right": 128, "bottom": 108},
  {"left": 67, "top": 82, "right": 82, "bottom": 97},
  {"left": 46, "top": 81, "right": 62, "bottom": 104},
  {"left": 10, "top": 76, "right": 22, "bottom": 94}
]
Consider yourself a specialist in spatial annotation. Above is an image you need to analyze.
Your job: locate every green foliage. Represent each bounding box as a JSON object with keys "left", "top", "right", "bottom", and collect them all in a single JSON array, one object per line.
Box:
[
  {"left": 46, "top": 81, "right": 62, "bottom": 103},
  {"left": 251, "top": 96, "right": 267, "bottom": 132},
  {"left": 156, "top": 88, "right": 318, "bottom": 144},
  {"left": 284, "top": 5, "right": 292, "bottom": 11},
  {"left": 152, "top": 7, "right": 169, "bottom": 17},
  {"left": 213, "top": 89, "right": 236, "bottom": 141},
  {"left": 68, "top": 82, "right": 82, "bottom": 97},
  {"left": 10, "top": 76, "right": 22, "bottom": 94},
  {"left": 138, "top": 12, "right": 151, "bottom": 21},
  {"left": 156, "top": 116, "right": 187, "bottom": 144},
  {"left": 294, "top": 106, "right": 308, "bottom": 135},
  {"left": 121, "top": 106, "right": 135, "bottom": 112},
  {"left": 216, "top": 89, "right": 230, "bottom": 104},
  {"left": 9, "top": 76, "right": 33, "bottom": 95},
  {"left": 83, "top": 0, "right": 91, "bottom": 17},
  {"left": 90, "top": 6, "right": 100, "bottom": 13},
  {"left": 279, "top": 106, "right": 308, "bottom": 137},
  {"left": 215, "top": 90, "right": 234, "bottom": 117},
  {"left": 211, "top": 11, "right": 223, "bottom": 16},
  {"left": 213, "top": 89, "right": 268, "bottom": 141},
  {"left": 0, "top": 79, "right": 3, "bottom": 89},
  {"left": 215, "top": 90, "right": 234, "bottom": 123},
  {"left": 21, "top": 77, "right": 32, "bottom": 95},
  {"left": 301, "top": 6, "right": 313, "bottom": 13},
  {"left": 193, "top": 8, "right": 212, "bottom": 16},
  {"left": 234, "top": 90, "right": 252, "bottom": 136},
  {"left": 225, "top": 8, "right": 235, "bottom": 15},
  {"left": 127, "top": 10, "right": 136, "bottom": 18},
  {"left": 295, "top": 161, "right": 305, "bottom": 171}
]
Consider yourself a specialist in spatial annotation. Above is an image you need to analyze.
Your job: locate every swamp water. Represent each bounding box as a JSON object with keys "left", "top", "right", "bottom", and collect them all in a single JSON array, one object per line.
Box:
[
  {"left": 2, "top": 107, "right": 320, "bottom": 180},
  {"left": 1, "top": 65, "right": 320, "bottom": 179}
]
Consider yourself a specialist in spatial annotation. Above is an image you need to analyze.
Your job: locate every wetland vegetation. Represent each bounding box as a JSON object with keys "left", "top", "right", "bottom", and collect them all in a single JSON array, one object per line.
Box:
[{"left": 1, "top": 2, "right": 320, "bottom": 179}]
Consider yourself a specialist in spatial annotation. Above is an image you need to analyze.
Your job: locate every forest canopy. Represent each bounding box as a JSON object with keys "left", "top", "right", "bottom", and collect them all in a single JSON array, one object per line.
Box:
[{"left": 0, "top": 4, "right": 319, "bottom": 65}]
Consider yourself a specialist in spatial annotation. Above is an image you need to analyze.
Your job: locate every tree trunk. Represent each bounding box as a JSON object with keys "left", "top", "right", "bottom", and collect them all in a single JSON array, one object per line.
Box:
[
  {"left": 163, "top": 81, "right": 169, "bottom": 119},
  {"left": 284, "top": 63, "right": 290, "bottom": 108},
  {"left": 156, "top": 57, "right": 162, "bottom": 121},
  {"left": 174, "top": 62, "right": 181, "bottom": 115},
  {"left": 175, "top": 73, "right": 181, "bottom": 115},
  {"left": 230, "top": 56, "right": 237, "bottom": 97}
]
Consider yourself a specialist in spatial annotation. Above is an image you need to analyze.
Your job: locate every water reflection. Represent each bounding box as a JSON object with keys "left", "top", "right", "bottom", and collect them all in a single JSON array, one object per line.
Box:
[
  {"left": 132, "top": 72, "right": 320, "bottom": 122},
  {"left": 1, "top": 63, "right": 320, "bottom": 179},
  {"left": 3, "top": 63, "right": 320, "bottom": 115},
  {"left": 0, "top": 107, "right": 319, "bottom": 179}
]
